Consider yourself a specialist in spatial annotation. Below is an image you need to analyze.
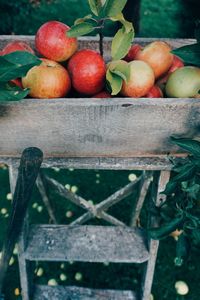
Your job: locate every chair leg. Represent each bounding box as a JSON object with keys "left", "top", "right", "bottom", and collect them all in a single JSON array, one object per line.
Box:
[
  {"left": 6, "top": 148, "right": 43, "bottom": 300},
  {"left": 141, "top": 171, "right": 170, "bottom": 300}
]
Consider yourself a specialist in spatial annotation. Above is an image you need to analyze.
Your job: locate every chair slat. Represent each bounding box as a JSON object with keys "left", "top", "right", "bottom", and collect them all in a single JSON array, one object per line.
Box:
[
  {"left": 33, "top": 285, "right": 137, "bottom": 300},
  {"left": 25, "top": 225, "right": 149, "bottom": 263}
]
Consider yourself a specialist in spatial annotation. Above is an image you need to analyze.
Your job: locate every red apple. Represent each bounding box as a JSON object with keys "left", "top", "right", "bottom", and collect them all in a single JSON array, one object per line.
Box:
[
  {"left": 35, "top": 21, "right": 78, "bottom": 62},
  {"left": 157, "top": 55, "right": 184, "bottom": 84},
  {"left": 92, "top": 91, "right": 111, "bottom": 98},
  {"left": 68, "top": 49, "right": 106, "bottom": 95},
  {"left": 10, "top": 79, "right": 23, "bottom": 89},
  {"left": 169, "top": 55, "right": 184, "bottom": 73},
  {"left": 121, "top": 60, "right": 155, "bottom": 98},
  {"left": 144, "top": 85, "right": 163, "bottom": 98},
  {"left": 1, "top": 42, "right": 35, "bottom": 89},
  {"left": 135, "top": 41, "right": 173, "bottom": 79},
  {"left": 1, "top": 41, "right": 34, "bottom": 55},
  {"left": 123, "top": 44, "right": 142, "bottom": 62},
  {"left": 22, "top": 59, "right": 71, "bottom": 98}
]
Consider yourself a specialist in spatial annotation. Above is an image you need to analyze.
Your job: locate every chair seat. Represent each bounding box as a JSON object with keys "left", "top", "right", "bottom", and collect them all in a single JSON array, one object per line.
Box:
[
  {"left": 33, "top": 285, "right": 138, "bottom": 300},
  {"left": 24, "top": 225, "right": 149, "bottom": 263}
]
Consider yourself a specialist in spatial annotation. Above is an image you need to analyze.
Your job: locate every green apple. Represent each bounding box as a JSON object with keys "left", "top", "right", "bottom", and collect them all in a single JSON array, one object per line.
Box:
[{"left": 166, "top": 66, "right": 200, "bottom": 98}]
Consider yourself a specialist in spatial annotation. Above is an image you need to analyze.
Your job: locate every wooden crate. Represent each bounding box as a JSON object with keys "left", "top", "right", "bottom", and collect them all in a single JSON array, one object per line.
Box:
[{"left": 0, "top": 36, "right": 197, "bottom": 169}]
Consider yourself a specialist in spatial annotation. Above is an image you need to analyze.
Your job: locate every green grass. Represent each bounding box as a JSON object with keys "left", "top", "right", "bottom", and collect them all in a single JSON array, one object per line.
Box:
[{"left": 0, "top": 167, "right": 199, "bottom": 299}]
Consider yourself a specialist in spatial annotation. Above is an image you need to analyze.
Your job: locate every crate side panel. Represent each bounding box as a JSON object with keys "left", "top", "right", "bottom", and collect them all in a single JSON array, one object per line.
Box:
[{"left": 0, "top": 99, "right": 199, "bottom": 157}]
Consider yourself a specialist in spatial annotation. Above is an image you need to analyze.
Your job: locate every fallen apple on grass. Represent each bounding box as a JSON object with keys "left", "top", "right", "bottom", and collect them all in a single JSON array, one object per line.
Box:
[
  {"left": 22, "top": 58, "right": 71, "bottom": 99},
  {"left": 68, "top": 49, "right": 106, "bottom": 95},
  {"left": 35, "top": 21, "right": 78, "bottom": 62}
]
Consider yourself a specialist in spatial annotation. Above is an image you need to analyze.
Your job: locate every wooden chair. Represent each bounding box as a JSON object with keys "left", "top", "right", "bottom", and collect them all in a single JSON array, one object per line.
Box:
[{"left": 0, "top": 36, "right": 196, "bottom": 300}]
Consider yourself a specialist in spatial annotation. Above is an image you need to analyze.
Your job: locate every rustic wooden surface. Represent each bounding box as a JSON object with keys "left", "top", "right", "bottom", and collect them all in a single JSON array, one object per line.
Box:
[
  {"left": 141, "top": 171, "right": 170, "bottom": 300},
  {"left": 0, "top": 148, "right": 42, "bottom": 294},
  {"left": 1, "top": 156, "right": 180, "bottom": 170},
  {"left": 33, "top": 285, "right": 137, "bottom": 300},
  {"left": 0, "top": 98, "right": 199, "bottom": 158},
  {"left": 25, "top": 225, "right": 149, "bottom": 263},
  {"left": 0, "top": 36, "right": 198, "bottom": 159}
]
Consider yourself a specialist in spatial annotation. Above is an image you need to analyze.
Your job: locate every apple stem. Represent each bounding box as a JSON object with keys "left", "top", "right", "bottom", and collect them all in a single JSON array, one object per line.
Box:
[
  {"left": 99, "top": 32, "right": 104, "bottom": 57},
  {"left": 98, "top": 19, "right": 104, "bottom": 57}
]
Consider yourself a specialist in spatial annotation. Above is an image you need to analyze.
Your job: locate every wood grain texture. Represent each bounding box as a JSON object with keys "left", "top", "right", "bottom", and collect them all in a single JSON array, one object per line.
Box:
[
  {"left": 141, "top": 171, "right": 171, "bottom": 300},
  {"left": 0, "top": 148, "right": 42, "bottom": 293},
  {"left": 0, "top": 156, "right": 178, "bottom": 170},
  {"left": 33, "top": 285, "right": 137, "bottom": 300},
  {"left": 0, "top": 36, "right": 197, "bottom": 159},
  {"left": 0, "top": 98, "right": 200, "bottom": 158},
  {"left": 25, "top": 225, "right": 149, "bottom": 263}
]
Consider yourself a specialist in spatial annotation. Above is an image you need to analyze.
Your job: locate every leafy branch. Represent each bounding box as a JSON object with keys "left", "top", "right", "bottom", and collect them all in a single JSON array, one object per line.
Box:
[
  {"left": 67, "top": 0, "right": 134, "bottom": 96},
  {"left": 149, "top": 137, "right": 200, "bottom": 266},
  {"left": 0, "top": 51, "right": 41, "bottom": 101},
  {"left": 67, "top": 0, "right": 134, "bottom": 59}
]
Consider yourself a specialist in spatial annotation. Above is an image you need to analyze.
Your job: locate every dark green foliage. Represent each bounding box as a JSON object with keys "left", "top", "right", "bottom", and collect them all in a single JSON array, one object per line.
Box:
[
  {"left": 0, "top": 51, "right": 41, "bottom": 101},
  {"left": 0, "top": 0, "right": 117, "bottom": 36},
  {"left": 172, "top": 43, "right": 200, "bottom": 66},
  {"left": 150, "top": 137, "right": 200, "bottom": 267}
]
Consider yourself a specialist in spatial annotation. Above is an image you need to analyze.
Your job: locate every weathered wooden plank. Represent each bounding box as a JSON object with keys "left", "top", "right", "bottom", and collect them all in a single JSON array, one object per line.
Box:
[
  {"left": 25, "top": 225, "right": 149, "bottom": 263},
  {"left": 9, "top": 162, "right": 32, "bottom": 300},
  {"left": 0, "top": 98, "right": 199, "bottom": 157},
  {"left": 0, "top": 35, "right": 195, "bottom": 52},
  {"left": 36, "top": 174, "right": 57, "bottom": 224},
  {"left": 0, "top": 148, "right": 42, "bottom": 291},
  {"left": 33, "top": 285, "right": 137, "bottom": 300},
  {"left": 141, "top": 171, "right": 171, "bottom": 300},
  {"left": 0, "top": 156, "right": 178, "bottom": 170},
  {"left": 130, "top": 172, "right": 152, "bottom": 227}
]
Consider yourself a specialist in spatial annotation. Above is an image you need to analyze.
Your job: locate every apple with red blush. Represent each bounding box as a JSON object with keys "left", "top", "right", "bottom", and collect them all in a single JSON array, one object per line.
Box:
[
  {"left": 68, "top": 49, "right": 106, "bottom": 95},
  {"left": 35, "top": 21, "right": 78, "bottom": 62}
]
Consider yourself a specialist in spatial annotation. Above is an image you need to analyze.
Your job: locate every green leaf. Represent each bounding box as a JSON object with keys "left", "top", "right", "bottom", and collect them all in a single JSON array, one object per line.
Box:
[
  {"left": 191, "top": 227, "right": 200, "bottom": 246},
  {"left": 111, "top": 27, "right": 134, "bottom": 60},
  {"left": 108, "top": 60, "right": 130, "bottom": 82},
  {"left": 0, "top": 83, "right": 29, "bottom": 101},
  {"left": 149, "top": 215, "right": 184, "bottom": 240},
  {"left": 171, "top": 137, "right": 200, "bottom": 157},
  {"left": 74, "top": 14, "right": 93, "bottom": 25},
  {"left": 88, "top": 0, "right": 102, "bottom": 16},
  {"left": 172, "top": 164, "right": 196, "bottom": 182},
  {"left": 175, "top": 233, "right": 190, "bottom": 266},
  {"left": 172, "top": 43, "right": 200, "bottom": 66},
  {"left": 162, "top": 180, "right": 177, "bottom": 195},
  {"left": 3, "top": 51, "right": 41, "bottom": 65},
  {"left": 102, "top": 0, "right": 127, "bottom": 17},
  {"left": 0, "top": 51, "right": 41, "bottom": 82},
  {"left": 110, "top": 12, "right": 134, "bottom": 33},
  {"left": 106, "top": 69, "right": 123, "bottom": 95},
  {"left": 67, "top": 22, "right": 95, "bottom": 37},
  {"left": 182, "top": 183, "right": 200, "bottom": 199}
]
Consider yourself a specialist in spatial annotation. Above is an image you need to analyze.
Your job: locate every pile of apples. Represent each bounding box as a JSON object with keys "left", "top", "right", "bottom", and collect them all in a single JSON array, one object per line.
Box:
[{"left": 1, "top": 20, "right": 200, "bottom": 99}]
